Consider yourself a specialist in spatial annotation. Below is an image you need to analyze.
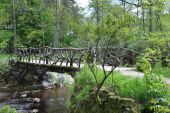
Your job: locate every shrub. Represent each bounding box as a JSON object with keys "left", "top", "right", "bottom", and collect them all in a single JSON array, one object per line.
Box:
[
  {"left": 145, "top": 74, "right": 167, "bottom": 99},
  {"left": 0, "top": 63, "right": 11, "bottom": 83},
  {"left": 136, "top": 48, "right": 161, "bottom": 73},
  {"left": 0, "top": 105, "right": 17, "bottom": 113},
  {"left": 74, "top": 66, "right": 96, "bottom": 103},
  {"left": 71, "top": 65, "right": 170, "bottom": 112},
  {"left": 136, "top": 57, "right": 152, "bottom": 74},
  {"left": 149, "top": 98, "right": 170, "bottom": 113},
  {"left": 0, "top": 63, "right": 10, "bottom": 74},
  {"left": 145, "top": 73, "right": 170, "bottom": 112}
]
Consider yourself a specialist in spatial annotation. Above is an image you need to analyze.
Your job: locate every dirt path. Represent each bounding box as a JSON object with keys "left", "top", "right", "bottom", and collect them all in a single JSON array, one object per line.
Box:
[{"left": 97, "top": 66, "right": 170, "bottom": 84}]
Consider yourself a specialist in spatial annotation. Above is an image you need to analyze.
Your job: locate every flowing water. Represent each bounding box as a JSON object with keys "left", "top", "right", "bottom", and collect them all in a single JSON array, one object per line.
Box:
[
  {"left": 0, "top": 86, "right": 68, "bottom": 113},
  {"left": 0, "top": 72, "right": 73, "bottom": 113}
]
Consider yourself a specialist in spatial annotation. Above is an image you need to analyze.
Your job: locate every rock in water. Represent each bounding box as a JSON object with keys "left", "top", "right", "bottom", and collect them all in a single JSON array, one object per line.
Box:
[
  {"left": 32, "top": 109, "right": 38, "bottom": 113},
  {"left": 42, "top": 81, "right": 55, "bottom": 89},
  {"left": 20, "top": 94, "right": 27, "bottom": 98},
  {"left": 33, "top": 98, "right": 41, "bottom": 103}
]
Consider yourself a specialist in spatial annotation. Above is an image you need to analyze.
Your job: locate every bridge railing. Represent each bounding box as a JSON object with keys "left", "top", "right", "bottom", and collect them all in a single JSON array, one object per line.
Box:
[
  {"left": 13, "top": 46, "right": 139, "bottom": 68},
  {"left": 14, "top": 46, "right": 87, "bottom": 68}
]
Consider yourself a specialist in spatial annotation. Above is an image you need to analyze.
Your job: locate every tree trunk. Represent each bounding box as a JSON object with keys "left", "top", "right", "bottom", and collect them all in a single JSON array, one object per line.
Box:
[
  {"left": 148, "top": 0, "right": 153, "bottom": 32},
  {"left": 40, "top": 0, "right": 45, "bottom": 47},
  {"left": 95, "top": 0, "right": 100, "bottom": 48},
  {"left": 54, "top": 0, "right": 59, "bottom": 48},
  {"left": 12, "top": 0, "right": 16, "bottom": 51},
  {"left": 137, "top": 0, "right": 139, "bottom": 17},
  {"left": 141, "top": 1, "right": 145, "bottom": 32}
]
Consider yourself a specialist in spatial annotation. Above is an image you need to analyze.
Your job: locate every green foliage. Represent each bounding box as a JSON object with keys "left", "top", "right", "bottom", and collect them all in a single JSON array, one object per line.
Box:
[
  {"left": 72, "top": 65, "right": 170, "bottom": 112},
  {"left": 149, "top": 98, "right": 170, "bottom": 113},
  {"left": 0, "top": 105, "right": 17, "bottom": 113},
  {"left": 145, "top": 74, "right": 167, "bottom": 99},
  {"left": 144, "top": 73, "right": 170, "bottom": 112},
  {"left": 152, "top": 63, "right": 170, "bottom": 78},
  {"left": 0, "top": 54, "right": 10, "bottom": 62},
  {"left": 26, "top": 30, "right": 44, "bottom": 47},
  {"left": 0, "top": 30, "right": 13, "bottom": 48},
  {"left": 108, "top": 73, "right": 147, "bottom": 102},
  {"left": 75, "top": 66, "right": 145, "bottom": 102},
  {"left": 136, "top": 48, "right": 162, "bottom": 73},
  {"left": 0, "top": 61, "right": 11, "bottom": 82},
  {"left": 74, "top": 66, "right": 96, "bottom": 103},
  {"left": 137, "top": 57, "right": 152, "bottom": 74}
]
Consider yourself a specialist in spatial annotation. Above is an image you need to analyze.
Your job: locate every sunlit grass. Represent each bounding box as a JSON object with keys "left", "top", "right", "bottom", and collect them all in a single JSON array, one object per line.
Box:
[
  {"left": 75, "top": 65, "right": 147, "bottom": 102},
  {"left": 167, "top": 85, "right": 170, "bottom": 95},
  {"left": 152, "top": 64, "right": 170, "bottom": 78},
  {"left": 0, "top": 54, "right": 10, "bottom": 63}
]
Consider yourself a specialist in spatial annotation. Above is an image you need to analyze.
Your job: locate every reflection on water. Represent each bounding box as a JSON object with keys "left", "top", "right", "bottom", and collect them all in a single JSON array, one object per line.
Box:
[
  {"left": 39, "top": 87, "right": 67, "bottom": 113},
  {"left": 0, "top": 86, "right": 68, "bottom": 113}
]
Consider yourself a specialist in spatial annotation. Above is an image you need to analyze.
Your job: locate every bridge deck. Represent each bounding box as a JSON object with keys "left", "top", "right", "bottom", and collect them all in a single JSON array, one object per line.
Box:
[
  {"left": 19, "top": 60, "right": 84, "bottom": 68},
  {"left": 15, "top": 61, "right": 80, "bottom": 76}
]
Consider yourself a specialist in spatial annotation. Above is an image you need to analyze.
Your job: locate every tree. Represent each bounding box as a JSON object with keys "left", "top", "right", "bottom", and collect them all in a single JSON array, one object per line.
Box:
[
  {"left": 54, "top": 0, "right": 59, "bottom": 48},
  {"left": 89, "top": 0, "right": 112, "bottom": 47},
  {"left": 12, "top": 0, "right": 16, "bottom": 50}
]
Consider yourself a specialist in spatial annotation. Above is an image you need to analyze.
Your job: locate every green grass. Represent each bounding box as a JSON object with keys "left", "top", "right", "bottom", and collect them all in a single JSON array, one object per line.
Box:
[
  {"left": 71, "top": 65, "right": 170, "bottom": 113},
  {"left": 0, "top": 54, "right": 10, "bottom": 63},
  {"left": 152, "top": 64, "right": 170, "bottom": 78},
  {"left": 75, "top": 65, "right": 170, "bottom": 103},
  {"left": 75, "top": 65, "right": 148, "bottom": 102},
  {"left": 167, "top": 85, "right": 170, "bottom": 96},
  {"left": 162, "top": 14, "right": 170, "bottom": 30},
  {"left": 107, "top": 73, "right": 147, "bottom": 102}
]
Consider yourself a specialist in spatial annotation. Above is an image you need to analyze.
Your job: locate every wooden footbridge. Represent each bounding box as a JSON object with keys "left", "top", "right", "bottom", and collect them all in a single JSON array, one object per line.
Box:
[{"left": 10, "top": 46, "right": 138, "bottom": 75}]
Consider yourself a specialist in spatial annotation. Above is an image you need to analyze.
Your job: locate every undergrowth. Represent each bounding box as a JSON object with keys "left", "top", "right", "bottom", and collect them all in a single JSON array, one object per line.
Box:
[
  {"left": 72, "top": 65, "right": 170, "bottom": 112},
  {"left": 0, "top": 105, "right": 17, "bottom": 113},
  {"left": 152, "top": 63, "right": 170, "bottom": 78},
  {"left": 75, "top": 66, "right": 147, "bottom": 103}
]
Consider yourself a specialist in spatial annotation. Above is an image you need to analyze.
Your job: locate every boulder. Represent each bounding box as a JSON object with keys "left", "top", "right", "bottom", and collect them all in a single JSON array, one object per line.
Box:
[
  {"left": 33, "top": 98, "right": 41, "bottom": 103},
  {"left": 32, "top": 109, "right": 39, "bottom": 113},
  {"left": 45, "top": 72, "right": 75, "bottom": 85},
  {"left": 70, "top": 88, "right": 139, "bottom": 113},
  {"left": 20, "top": 94, "right": 27, "bottom": 98}
]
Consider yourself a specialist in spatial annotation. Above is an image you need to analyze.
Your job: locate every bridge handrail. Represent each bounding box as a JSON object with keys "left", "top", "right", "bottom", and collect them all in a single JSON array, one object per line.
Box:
[
  {"left": 14, "top": 46, "right": 87, "bottom": 68},
  {"left": 13, "top": 46, "right": 139, "bottom": 68}
]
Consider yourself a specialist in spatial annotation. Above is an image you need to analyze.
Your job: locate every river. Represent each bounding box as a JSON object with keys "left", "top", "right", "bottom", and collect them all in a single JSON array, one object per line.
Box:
[{"left": 0, "top": 72, "right": 73, "bottom": 113}]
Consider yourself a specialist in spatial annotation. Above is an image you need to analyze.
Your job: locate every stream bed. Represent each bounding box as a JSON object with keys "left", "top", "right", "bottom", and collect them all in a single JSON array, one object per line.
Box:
[
  {"left": 0, "top": 72, "right": 74, "bottom": 113},
  {"left": 0, "top": 86, "right": 68, "bottom": 113}
]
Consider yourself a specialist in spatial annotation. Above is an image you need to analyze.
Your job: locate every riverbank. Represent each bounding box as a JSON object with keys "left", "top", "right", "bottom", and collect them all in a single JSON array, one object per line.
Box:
[
  {"left": 68, "top": 66, "right": 170, "bottom": 113},
  {"left": 0, "top": 68, "right": 74, "bottom": 113}
]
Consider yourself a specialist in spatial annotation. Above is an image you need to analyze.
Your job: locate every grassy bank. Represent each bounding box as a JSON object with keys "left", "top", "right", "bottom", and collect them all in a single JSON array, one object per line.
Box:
[
  {"left": 71, "top": 65, "right": 170, "bottom": 112},
  {"left": 152, "top": 65, "right": 170, "bottom": 78},
  {"left": 0, "top": 54, "right": 10, "bottom": 63},
  {"left": 75, "top": 66, "right": 160, "bottom": 102}
]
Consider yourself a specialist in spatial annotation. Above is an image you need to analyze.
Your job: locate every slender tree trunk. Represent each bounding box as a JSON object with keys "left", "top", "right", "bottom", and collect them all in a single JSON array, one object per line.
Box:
[
  {"left": 54, "top": 0, "right": 59, "bottom": 48},
  {"left": 12, "top": 0, "right": 16, "bottom": 50},
  {"left": 95, "top": 0, "right": 100, "bottom": 48},
  {"left": 137, "top": 0, "right": 139, "bottom": 17},
  {"left": 40, "top": 0, "right": 44, "bottom": 46},
  {"left": 148, "top": 0, "right": 153, "bottom": 32},
  {"left": 156, "top": 11, "right": 162, "bottom": 31},
  {"left": 142, "top": 1, "right": 145, "bottom": 32}
]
